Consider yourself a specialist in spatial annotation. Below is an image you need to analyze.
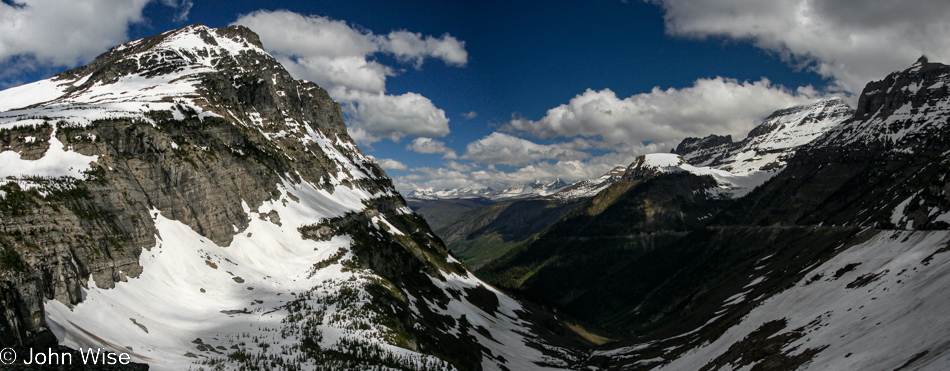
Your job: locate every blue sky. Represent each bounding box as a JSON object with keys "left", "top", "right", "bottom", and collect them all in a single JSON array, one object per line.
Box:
[{"left": 2, "top": 0, "right": 948, "bottom": 192}]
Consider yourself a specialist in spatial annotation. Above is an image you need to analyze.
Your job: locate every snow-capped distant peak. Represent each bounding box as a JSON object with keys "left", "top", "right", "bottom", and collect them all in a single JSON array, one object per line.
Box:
[
  {"left": 675, "top": 98, "right": 853, "bottom": 175},
  {"left": 553, "top": 166, "right": 627, "bottom": 199},
  {"left": 405, "top": 187, "right": 496, "bottom": 200},
  {"left": 622, "top": 153, "right": 774, "bottom": 198},
  {"left": 407, "top": 179, "right": 569, "bottom": 201}
]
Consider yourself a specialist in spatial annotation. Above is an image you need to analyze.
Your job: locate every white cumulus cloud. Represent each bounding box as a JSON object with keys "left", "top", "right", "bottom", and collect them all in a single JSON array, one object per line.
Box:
[
  {"left": 370, "top": 157, "right": 408, "bottom": 171},
  {"left": 275, "top": 55, "right": 393, "bottom": 95},
  {"left": 381, "top": 30, "right": 468, "bottom": 68},
  {"left": 233, "top": 10, "right": 467, "bottom": 144},
  {"left": 444, "top": 160, "right": 476, "bottom": 172},
  {"left": 463, "top": 132, "right": 591, "bottom": 167},
  {"left": 0, "top": 0, "right": 199, "bottom": 77},
  {"left": 406, "top": 137, "right": 458, "bottom": 159},
  {"left": 648, "top": 0, "right": 950, "bottom": 93},
  {"left": 0, "top": 0, "right": 151, "bottom": 68},
  {"left": 505, "top": 77, "right": 818, "bottom": 146},
  {"left": 342, "top": 92, "right": 450, "bottom": 143}
]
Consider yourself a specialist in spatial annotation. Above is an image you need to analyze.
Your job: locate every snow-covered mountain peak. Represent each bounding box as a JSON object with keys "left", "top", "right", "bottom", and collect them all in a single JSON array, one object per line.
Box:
[
  {"left": 612, "top": 99, "right": 853, "bottom": 199},
  {"left": 96, "top": 23, "right": 267, "bottom": 74},
  {"left": 749, "top": 97, "right": 851, "bottom": 141},
  {"left": 676, "top": 98, "right": 853, "bottom": 175},
  {"left": 0, "top": 24, "right": 312, "bottom": 132},
  {"left": 553, "top": 166, "right": 627, "bottom": 199}
]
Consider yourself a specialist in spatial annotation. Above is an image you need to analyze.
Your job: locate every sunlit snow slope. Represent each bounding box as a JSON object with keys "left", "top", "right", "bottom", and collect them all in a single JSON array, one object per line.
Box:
[{"left": 659, "top": 229, "right": 950, "bottom": 371}]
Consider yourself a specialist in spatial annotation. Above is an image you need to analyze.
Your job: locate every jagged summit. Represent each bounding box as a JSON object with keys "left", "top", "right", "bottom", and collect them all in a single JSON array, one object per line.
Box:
[
  {"left": 61, "top": 24, "right": 267, "bottom": 85},
  {"left": 672, "top": 134, "right": 732, "bottom": 157},
  {"left": 854, "top": 58, "right": 950, "bottom": 117},
  {"left": 63, "top": 24, "right": 267, "bottom": 82},
  {"left": 816, "top": 58, "right": 950, "bottom": 151}
]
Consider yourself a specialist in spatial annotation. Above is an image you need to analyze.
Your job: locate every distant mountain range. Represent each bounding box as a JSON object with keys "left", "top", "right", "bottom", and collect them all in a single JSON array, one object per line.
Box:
[
  {"left": 407, "top": 178, "right": 569, "bottom": 201},
  {"left": 411, "top": 97, "right": 851, "bottom": 205}
]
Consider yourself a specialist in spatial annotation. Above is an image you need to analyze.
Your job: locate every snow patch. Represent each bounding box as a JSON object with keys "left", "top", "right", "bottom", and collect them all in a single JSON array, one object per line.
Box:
[{"left": 0, "top": 126, "right": 97, "bottom": 180}]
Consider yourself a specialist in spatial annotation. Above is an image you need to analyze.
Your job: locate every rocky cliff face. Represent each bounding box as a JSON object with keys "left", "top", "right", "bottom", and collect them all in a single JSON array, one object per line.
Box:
[
  {"left": 671, "top": 134, "right": 732, "bottom": 164},
  {"left": 0, "top": 25, "right": 575, "bottom": 370},
  {"left": 0, "top": 23, "right": 368, "bottom": 349},
  {"left": 815, "top": 56, "right": 950, "bottom": 151}
]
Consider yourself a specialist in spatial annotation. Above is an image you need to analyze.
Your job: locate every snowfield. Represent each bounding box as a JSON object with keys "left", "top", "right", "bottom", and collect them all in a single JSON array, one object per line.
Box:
[
  {"left": 658, "top": 230, "right": 950, "bottom": 370},
  {"left": 0, "top": 126, "right": 98, "bottom": 181},
  {"left": 636, "top": 153, "right": 778, "bottom": 198},
  {"left": 45, "top": 177, "right": 569, "bottom": 370}
]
